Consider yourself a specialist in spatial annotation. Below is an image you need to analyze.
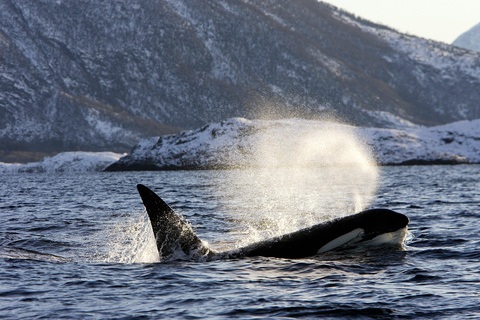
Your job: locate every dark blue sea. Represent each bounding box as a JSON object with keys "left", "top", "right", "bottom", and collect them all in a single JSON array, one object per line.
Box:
[{"left": 1, "top": 165, "right": 479, "bottom": 319}]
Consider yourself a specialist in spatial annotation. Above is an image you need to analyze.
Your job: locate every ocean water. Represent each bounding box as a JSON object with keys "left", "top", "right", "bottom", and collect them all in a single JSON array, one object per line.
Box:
[{"left": 1, "top": 165, "right": 479, "bottom": 319}]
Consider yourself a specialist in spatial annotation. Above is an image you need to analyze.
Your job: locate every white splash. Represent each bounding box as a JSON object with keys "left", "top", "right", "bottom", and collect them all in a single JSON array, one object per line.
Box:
[{"left": 101, "top": 212, "right": 160, "bottom": 263}]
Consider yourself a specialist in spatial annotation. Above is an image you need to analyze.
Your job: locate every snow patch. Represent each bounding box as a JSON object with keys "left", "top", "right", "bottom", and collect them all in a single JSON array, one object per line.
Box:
[
  {"left": 0, "top": 152, "right": 125, "bottom": 174},
  {"left": 361, "top": 120, "right": 480, "bottom": 164},
  {"left": 364, "top": 110, "right": 419, "bottom": 129},
  {"left": 85, "top": 108, "right": 123, "bottom": 138}
]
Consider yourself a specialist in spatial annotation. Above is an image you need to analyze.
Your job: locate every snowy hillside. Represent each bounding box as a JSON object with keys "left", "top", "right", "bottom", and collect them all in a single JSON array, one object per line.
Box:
[
  {"left": 453, "top": 22, "right": 480, "bottom": 52},
  {"left": 105, "top": 118, "right": 480, "bottom": 171},
  {"left": 336, "top": 14, "right": 480, "bottom": 81},
  {"left": 1, "top": 0, "right": 480, "bottom": 162},
  {"left": 361, "top": 121, "right": 480, "bottom": 165},
  {"left": 0, "top": 152, "right": 124, "bottom": 174}
]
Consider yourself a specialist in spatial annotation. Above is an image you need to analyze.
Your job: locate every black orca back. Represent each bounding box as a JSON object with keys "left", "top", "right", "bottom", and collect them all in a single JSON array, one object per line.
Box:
[{"left": 137, "top": 184, "right": 409, "bottom": 261}]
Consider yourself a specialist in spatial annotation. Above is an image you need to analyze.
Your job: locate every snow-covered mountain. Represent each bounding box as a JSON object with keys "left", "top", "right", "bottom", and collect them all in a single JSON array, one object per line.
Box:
[
  {"left": 105, "top": 118, "right": 480, "bottom": 171},
  {"left": 1, "top": 0, "right": 480, "bottom": 161},
  {"left": 452, "top": 22, "right": 480, "bottom": 52},
  {"left": 0, "top": 151, "right": 123, "bottom": 173}
]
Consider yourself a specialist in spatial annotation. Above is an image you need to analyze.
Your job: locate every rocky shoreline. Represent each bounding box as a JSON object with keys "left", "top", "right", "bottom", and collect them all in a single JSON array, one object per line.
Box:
[{"left": 105, "top": 118, "right": 480, "bottom": 171}]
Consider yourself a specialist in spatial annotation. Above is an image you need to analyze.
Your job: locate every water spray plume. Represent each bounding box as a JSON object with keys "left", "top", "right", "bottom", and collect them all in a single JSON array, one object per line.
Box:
[{"left": 224, "top": 118, "right": 379, "bottom": 246}]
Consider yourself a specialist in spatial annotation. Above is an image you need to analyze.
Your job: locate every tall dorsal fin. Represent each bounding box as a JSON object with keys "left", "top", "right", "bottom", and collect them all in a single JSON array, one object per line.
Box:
[{"left": 137, "top": 184, "right": 208, "bottom": 260}]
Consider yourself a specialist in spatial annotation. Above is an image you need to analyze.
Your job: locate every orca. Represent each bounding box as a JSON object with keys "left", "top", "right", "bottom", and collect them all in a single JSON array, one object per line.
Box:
[{"left": 136, "top": 184, "right": 409, "bottom": 261}]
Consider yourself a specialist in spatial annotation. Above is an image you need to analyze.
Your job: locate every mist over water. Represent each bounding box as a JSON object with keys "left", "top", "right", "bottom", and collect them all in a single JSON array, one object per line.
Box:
[{"left": 217, "top": 120, "right": 380, "bottom": 247}]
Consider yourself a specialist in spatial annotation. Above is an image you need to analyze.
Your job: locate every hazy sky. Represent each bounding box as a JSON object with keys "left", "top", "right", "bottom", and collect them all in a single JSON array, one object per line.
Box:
[{"left": 322, "top": 0, "right": 480, "bottom": 43}]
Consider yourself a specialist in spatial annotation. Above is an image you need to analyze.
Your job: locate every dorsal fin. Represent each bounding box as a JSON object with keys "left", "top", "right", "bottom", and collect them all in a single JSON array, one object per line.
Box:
[{"left": 137, "top": 184, "right": 209, "bottom": 260}]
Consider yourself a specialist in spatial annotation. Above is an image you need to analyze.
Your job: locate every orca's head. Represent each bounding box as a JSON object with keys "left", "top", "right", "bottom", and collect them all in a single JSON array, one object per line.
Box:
[{"left": 356, "top": 209, "right": 409, "bottom": 241}]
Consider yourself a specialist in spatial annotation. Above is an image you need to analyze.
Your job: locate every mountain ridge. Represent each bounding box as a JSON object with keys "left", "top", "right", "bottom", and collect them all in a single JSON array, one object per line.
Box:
[
  {"left": 452, "top": 22, "right": 480, "bottom": 52},
  {"left": 1, "top": 0, "right": 479, "bottom": 162}
]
